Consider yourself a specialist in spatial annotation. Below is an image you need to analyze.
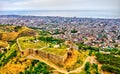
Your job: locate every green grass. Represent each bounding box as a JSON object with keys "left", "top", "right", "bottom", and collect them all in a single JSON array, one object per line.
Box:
[
  {"left": 0, "top": 43, "right": 17, "bottom": 61},
  {"left": 18, "top": 36, "right": 68, "bottom": 56},
  {"left": 80, "top": 70, "right": 86, "bottom": 74},
  {"left": 0, "top": 43, "right": 17, "bottom": 67},
  {"left": 42, "top": 43, "right": 67, "bottom": 56},
  {"left": 6, "top": 43, "right": 17, "bottom": 57},
  {"left": 18, "top": 36, "right": 48, "bottom": 50},
  {"left": 41, "top": 47, "right": 67, "bottom": 56}
]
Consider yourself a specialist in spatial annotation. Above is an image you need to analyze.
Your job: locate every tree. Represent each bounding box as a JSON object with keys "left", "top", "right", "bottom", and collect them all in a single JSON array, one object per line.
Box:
[
  {"left": 117, "top": 35, "right": 120, "bottom": 40},
  {"left": 14, "top": 26, "right": 22, "bottom": 32},
  {"left": 89, "top": 50, "right": 93, "bottom": 56},
  {"left": 92, "top": 63, "right": 99, "bottom": 74},
  {"left": 86, "top": 70, "right": 91, "bottom": 74},
  {"left": 102, "top": 64, "right": 120, "bottom": 74},
  {"left": 85, "top": 62, "right": 90, "bottom": 71},
  {"left": 19, "top": 72, "right": 24, "bottom": 74},
  {"left": 54, "top": 29, "right": 60, "bottom": 34},
  {"left": 71, "top": 29, "right": 78, "bottom": 33},
  {"left": 25, "top": 70, "right": 30, "bottom": 74}
]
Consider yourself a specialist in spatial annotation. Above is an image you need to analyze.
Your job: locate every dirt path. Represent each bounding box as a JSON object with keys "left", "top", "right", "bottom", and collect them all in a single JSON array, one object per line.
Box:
[
  {"left": 17, "top": 38, "right": 49, "bottom": 51},
  {"left": 27, "top": 55, "right": 93, "bottom": 74},
  {"left": 17, "top": 38, "right": 69, "bottom": 74},
  {"left": 69, "top": 56, "right": 90, "bottom": 73},
  {"left": 27, "top": 55, "right": 91, "bottom": 74},
  {"left": 24, "top": 51, "right": 92, "bottom": 74},
  {"left": 64, "top": 50, "right": 78, "bottom": 67},
  {"left": 17, "top": 38, "right": 96, "bottom": 74},
  {"left": 26, "top": 55, "right": 69, "bottom": 74},
  {"left": 39, "top": 46, "right": 49, "bottom": 50}
]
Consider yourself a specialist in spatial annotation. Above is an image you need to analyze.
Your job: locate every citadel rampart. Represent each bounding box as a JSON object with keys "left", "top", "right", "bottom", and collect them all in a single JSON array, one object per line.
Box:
[{"left": 21, "top": 48, "right": 70, "bottom": 65}]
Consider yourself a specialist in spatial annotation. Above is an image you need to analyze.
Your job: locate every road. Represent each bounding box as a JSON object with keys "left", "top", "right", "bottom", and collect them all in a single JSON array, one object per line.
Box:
[{"left": 17, "top": 38, "right": 95, "bottom": 74}]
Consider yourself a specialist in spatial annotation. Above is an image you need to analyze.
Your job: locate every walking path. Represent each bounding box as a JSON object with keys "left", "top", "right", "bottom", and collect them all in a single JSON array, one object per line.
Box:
[
  {"left": 17, "top": 38, "right": 49, "bottom": 51},
  {"left": 69, "top": 56, "right": 90, "bottom": 73},
  {"left": 27, "top": 54, "right": 92, "bottom": 74},
  {"left": 17, "top": 38, "right": 95, "bottom": 74},
  {"left": 17, "top": 38, "right": 22, "bottom": 51},
  {"left": 26, "top": 55, "right": 69, "bottom": 74}
]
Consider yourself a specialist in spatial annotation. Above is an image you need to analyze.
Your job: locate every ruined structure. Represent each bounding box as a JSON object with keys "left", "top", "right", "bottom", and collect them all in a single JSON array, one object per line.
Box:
[
  {"left": 21, "top": 47, "right": 74, "bottom": 66},
  {"left": 20, "top": 40, "right": 74, "bottom": 66}
]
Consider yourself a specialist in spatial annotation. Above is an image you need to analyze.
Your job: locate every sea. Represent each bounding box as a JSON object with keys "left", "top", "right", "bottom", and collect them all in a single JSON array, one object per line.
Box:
[{"left": 0, "top": 10, "right": 120, "bottom": 18}]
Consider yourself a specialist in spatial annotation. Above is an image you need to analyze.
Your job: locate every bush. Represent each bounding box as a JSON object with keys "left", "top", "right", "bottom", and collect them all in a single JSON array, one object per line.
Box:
[
  {"left": 39, "top": 36, "right": 64, "bottom": 44},
  {"left": 96, "top": 53, "right": 120, "bottom": 68},
  {"left": 22, "top": 61, "right": 51, "bottom": 74},
  {"left": 102, "top": 64, "right": 120, "bottom": 74},
  {"left": 78, "top": 43, "right": 99, "bottom": 51},
  {"left": 85, "top": 62, "right": 90, "bottom": 71},
  {"left": 71, "top": 29, "right": 78, "bottom": 33},
  {"left": 89, "top": 50, "right": 93, "bottom": 56},
  {"left": 19, "top": 72, "right": 24, "bottom": 74},
  {"left": 92, "top": 63, "right": 99, "bottom": 74},
  {"left": 85, "top": 62, "right": 91, "bottom": 74}
]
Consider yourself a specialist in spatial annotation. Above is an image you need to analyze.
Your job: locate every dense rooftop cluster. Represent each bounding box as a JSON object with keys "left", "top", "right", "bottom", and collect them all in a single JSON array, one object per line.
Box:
[{"left": 0, "top": 15, "right": 120, "bottom": 49}]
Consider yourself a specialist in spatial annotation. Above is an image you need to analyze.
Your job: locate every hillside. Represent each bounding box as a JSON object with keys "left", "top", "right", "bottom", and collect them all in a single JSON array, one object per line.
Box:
[{"left": 0, "top": 25, "right": 120, "bottom": 74}]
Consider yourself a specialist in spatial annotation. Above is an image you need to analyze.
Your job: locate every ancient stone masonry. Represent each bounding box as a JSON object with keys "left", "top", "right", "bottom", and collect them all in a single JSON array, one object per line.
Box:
[
  {"left": 21, "top": 49, "right": 69, "bottom": 65},
  {"left": 20, "top": 41, "right": 75, "bottom": 66},
  {"left": 48, "top": 53, "right": 63, "bottom": 65}
]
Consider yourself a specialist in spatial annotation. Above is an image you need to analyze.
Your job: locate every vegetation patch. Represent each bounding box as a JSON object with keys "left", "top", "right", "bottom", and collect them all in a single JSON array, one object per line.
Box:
[
  {"left": 20, "top": 60, "right": 52, "bottom": 74},
  {"left": 18, "top": 36, "right": 48, "bottom": 50},
  {"left": 0, "top": 43, "right": 17, "bottom": 67},
  {"left": 41, "top": 47, "right": 67, "bottom": 56},
  {"left": 96, "top": 52, "right": 120, "bottom": 73}
]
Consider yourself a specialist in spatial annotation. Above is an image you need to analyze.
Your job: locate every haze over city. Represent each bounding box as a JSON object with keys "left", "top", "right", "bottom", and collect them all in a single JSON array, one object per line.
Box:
[{"left": 0, "top": 0, "right": 120, "bottom": 18}]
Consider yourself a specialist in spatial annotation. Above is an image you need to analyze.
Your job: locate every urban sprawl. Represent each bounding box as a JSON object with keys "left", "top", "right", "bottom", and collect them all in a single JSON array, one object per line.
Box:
[{"left": 0, "top": 15, "right": 120, "bottom": 49}]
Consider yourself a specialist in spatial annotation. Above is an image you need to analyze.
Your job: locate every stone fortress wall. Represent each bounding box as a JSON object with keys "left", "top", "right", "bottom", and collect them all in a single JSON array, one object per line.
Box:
[
  {"left": 21, "top": 48, "right": 70, "bottom": 65},
  {"left": 21, "top": 40, "right": 74, "bottom": 66}
]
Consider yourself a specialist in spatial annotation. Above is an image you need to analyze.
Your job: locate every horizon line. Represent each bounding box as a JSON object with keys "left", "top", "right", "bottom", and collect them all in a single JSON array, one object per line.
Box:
[
  {"left": 0, "top": 14, "right": 120, "bottom": 19},
  {"left": 0, "top": 9, "right": 119, "bottom": 11}
]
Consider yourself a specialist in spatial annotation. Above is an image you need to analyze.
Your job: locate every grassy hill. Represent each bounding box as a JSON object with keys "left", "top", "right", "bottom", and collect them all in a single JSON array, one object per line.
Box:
[{"left": 0, "top": 26, "right": 37, "bottom": 41}]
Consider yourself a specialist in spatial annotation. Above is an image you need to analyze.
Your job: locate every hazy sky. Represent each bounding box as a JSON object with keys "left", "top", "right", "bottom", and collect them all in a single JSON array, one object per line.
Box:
[
  {"left": 0, "top": 0, "right": 120, "bottom": 18},
  {"left": 0, "top": 0, "right": 120, "bottom": 10}
]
